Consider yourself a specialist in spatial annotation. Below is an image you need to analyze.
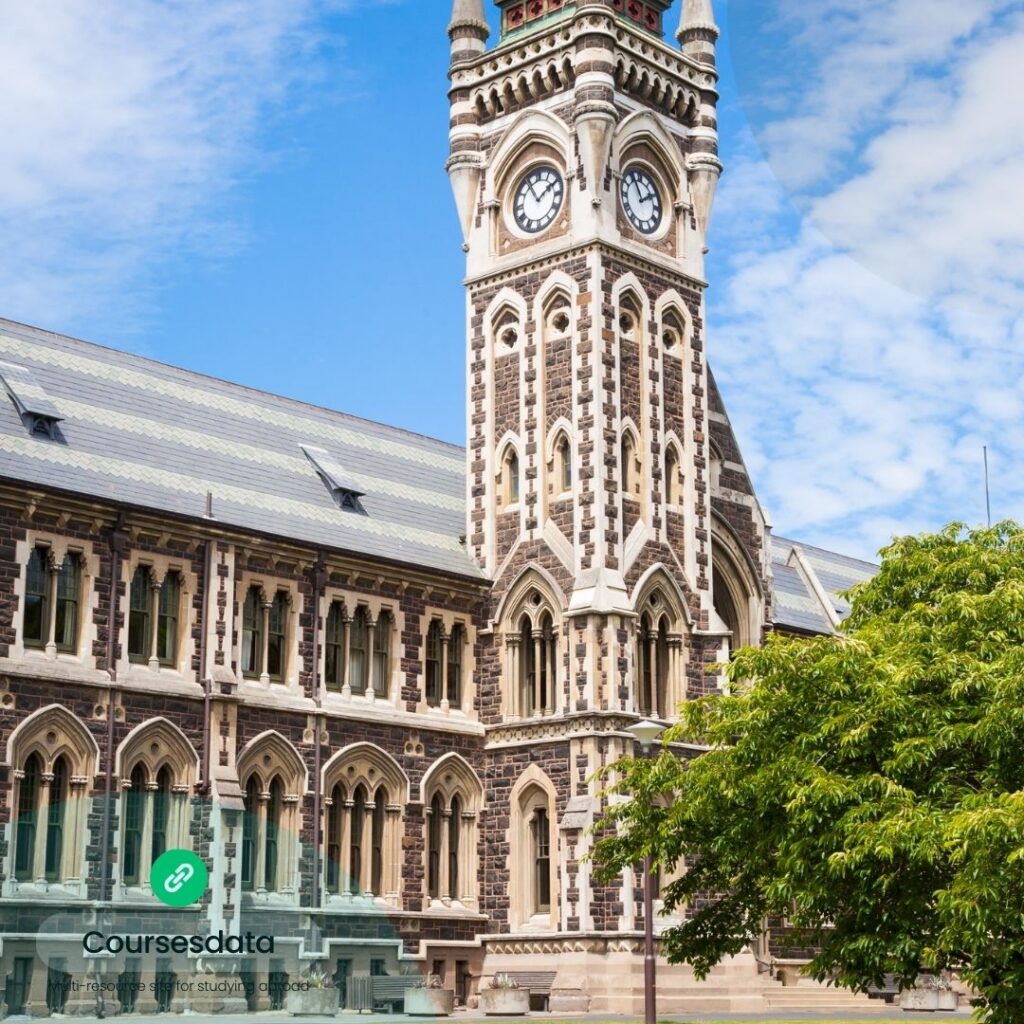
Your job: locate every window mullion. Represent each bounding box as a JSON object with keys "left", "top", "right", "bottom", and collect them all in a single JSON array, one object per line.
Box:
[
  {"left": 148, "top": 579, "right": 162, "bottom": 671},
  {"left": 44, "top": 562, "right": 59, "bottom": 658},
  {"left": 33, "top": 772, "right": 54, "bottom": 883},
  {"left": 440, "top": 632, "right": 450, "bottom": 712}
]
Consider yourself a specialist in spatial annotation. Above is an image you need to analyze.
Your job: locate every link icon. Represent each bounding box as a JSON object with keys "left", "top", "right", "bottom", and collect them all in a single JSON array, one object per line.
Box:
[{"left": 151, "top": 850, "right": 208, "bottom": 907}]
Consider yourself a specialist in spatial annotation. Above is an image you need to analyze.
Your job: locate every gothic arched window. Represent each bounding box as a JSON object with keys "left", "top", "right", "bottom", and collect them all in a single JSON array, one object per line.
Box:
[
  {"left": 9, "top": 706, "right": 98, "bottom": 889},
  {"left": 350, "top": 785, "right": 366, "bottom": 893},
  {"left": 122, "top": 763, "right": 146, "bottom": 886},
  {"left": 504, "top": 449, "right": 521, "bottom": 507},
  {"left": 265, "top": 777, "right": 283, "bottom": 891},
  {"left": 422, "top": 755, "right": 482, "bottom": 908},
  {"left": 556, "top": 433, "right": 572, "bottom": 492},
  {"left": 371, "top": 788, "right": 386, "bottom": 895},
  {"left": 427, "top": 793, "right": 443, "bottom": 899},
  {"left": 242, "top": 776, "right": 258, "bottom": 891},
  {"left": 44, "top": 756, "right": 69, "bottom": 883},
  {"left": 326, "top": 783, "right": 345, "bottom": 893},
  {"left": 636, "top": 613, "right": 670, "bottom": 718},
  {"left": 14, "top": 753, "right": 42, "bottom": 881},
  {"left": 323, "top": 744, "right": 405, "bottom": 904},
  {"left": 665, "top": 444, "right": 681, "bottom": 507},
  {"left": 531, "top": 806, "right": 551, "bottom": 913}
]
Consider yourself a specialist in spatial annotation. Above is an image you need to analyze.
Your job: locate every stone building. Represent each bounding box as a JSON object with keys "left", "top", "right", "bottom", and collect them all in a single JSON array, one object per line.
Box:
[{"left": 0, "top": 0, "right": 878, "bottom": 1016}]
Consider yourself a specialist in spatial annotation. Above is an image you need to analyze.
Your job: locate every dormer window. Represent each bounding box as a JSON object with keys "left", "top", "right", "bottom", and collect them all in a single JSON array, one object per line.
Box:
[
  {"left": 300, "top": 444, "right": 366, "bottom": 513},
  {"left": 0, "top": 362, "right": 63, "bottom": 441}
]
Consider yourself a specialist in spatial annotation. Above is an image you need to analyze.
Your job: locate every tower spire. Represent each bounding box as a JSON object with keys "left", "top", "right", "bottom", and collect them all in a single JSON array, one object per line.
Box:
[
  {"left": 448, "top": 0, "right": 490, "bottom": 65},
  {"left": 676, "top": 0, "right": 719, "bottom": 63}
]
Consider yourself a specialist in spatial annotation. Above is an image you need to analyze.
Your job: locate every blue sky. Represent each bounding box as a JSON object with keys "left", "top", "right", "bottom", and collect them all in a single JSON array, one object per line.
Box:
[{"left": 0, "top": 0, "right": 1021, "bottom": 560}]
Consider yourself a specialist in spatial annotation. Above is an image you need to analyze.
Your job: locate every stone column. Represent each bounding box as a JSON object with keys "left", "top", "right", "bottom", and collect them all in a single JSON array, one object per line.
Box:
[
  {"left": 33, "top": 771, "right": 54, "bottom": 883},
  {"left": 44, "top": 555, "right": 60, "bottom": 659},
  {"left": 341, "top": 797, "right": 354, "bottom": 896},
  {"left": 259, "top": 601, "right": 271, "bottom": 685},
  {"left": 147, "top": 574, "right": 163, "bottom": 672},
  {"left": 440, "top": 631, "right": 451, "bottom": 711},
  {"left": 341, "top": 613, "right": 352, "bottom": 698},
  {"left": 254, "top": 792, "right": 269, "bottom": 894}
]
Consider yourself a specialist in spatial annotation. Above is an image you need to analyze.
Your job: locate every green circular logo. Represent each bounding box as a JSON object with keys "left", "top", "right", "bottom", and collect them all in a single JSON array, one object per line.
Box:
[{"left": 151, "top": 850, "right": 208, "bottom": 907}]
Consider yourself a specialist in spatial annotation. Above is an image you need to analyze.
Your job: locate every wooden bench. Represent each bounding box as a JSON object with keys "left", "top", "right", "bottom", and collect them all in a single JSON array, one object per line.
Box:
[{"left": 507, "top": 972, "right": 557, "bottom": 1010}]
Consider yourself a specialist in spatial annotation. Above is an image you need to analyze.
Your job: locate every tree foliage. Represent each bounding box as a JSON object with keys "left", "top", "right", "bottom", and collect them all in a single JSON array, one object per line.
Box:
[{"left": 592, "top": 523, "right": 1024, "bottom": 1021}]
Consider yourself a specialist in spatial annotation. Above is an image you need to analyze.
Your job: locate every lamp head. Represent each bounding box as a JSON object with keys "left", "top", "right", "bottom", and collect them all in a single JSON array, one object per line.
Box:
[{"left": 626, "top": 719, "right": 665, "bottom": 752}]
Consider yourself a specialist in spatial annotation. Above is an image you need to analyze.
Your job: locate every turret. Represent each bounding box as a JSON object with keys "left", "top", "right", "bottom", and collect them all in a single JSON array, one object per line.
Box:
[
  {"left": 448, "top": 0, "right": 489, "bottom": 66},
  {"left": 676, "top": 0, "right": 719, "bottom": 65}
]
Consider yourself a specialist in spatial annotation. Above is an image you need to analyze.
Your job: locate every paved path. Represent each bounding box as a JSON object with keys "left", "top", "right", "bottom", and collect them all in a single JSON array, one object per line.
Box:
[{"left": 48, "top": 1009, "right": 974, "bottom": 1024}]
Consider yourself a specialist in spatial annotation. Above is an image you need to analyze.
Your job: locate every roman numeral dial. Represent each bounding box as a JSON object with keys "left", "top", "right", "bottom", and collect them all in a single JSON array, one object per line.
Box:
[
  {"left": 513, "top": 166, "right": 564, "bottom": 234},
  {"left": 620, "top": 167, "right": 663, "bottom": 235}
]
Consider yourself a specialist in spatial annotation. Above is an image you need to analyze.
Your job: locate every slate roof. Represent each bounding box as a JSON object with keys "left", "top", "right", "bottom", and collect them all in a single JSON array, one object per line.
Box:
[
  {"left": 0, "top": 319, "right": 482, "bottom": 580},
  {"left": 771, "top": 535, "right": 878, "bottom": 634},
  {"left": 0, "top": 317, "right": 877, "bottom": 608}
]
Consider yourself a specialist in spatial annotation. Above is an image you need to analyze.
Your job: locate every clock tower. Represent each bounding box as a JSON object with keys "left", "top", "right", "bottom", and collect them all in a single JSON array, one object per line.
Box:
[{"left": 447, "top": 0, "right": 772, "bottom": 1007}]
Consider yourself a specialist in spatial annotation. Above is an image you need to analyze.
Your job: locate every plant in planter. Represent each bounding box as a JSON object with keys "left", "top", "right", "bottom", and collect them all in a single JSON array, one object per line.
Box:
[
  {"left": 286, "top": 966, "right": 338, "bottom": 1017},
  {"left": 479, "top": 974, "right": 530, "bottom": 1016},
  {"left": 404, "top": 975, "right": 455, "bottom": 1017},
  {"left": 901, "top": 970, "right": 937, "bottom": 1011}
]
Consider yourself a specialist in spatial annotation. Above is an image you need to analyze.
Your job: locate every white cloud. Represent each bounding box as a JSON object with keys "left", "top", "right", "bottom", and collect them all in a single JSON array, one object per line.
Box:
[
  {"left": 0, "top": 0, "right": 349, "bottom": 327},
  {"left": 707, "top": 1, "right": 1024, "bottom": 560}
]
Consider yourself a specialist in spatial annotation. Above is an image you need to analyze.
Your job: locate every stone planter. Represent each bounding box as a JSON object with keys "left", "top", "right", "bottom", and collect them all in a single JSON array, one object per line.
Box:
[
  {"left": 479, "top": 988, "right": 530, "bottom": 1016},
  {"left": 404, "top": 988, "right": 455, "bottom": 1016},
  {"left": 286, "top": 986, "right": 337, "bottom": 1016},
  {"left": 936, "top": 990, "right": 958, "bottom": 1010},
  {"left": 901, "top": 988, "right": 940, "bottom": 1011}
]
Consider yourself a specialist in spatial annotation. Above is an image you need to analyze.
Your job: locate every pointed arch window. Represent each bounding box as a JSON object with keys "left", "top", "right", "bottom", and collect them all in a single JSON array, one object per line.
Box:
[
  {"left": 350, "top": 786, "right": 366, "bottom": 893},
  {"left": 122, "top": 764, "right": 146, "bottom": 886},
  {"left": 325, "top": 601, "right": 346, "bottom": 692},
  {"left": 349, "top": 608, "right": 369, "bottom": 694},
  {"left": 637, "top": 613, "right": 669, "bottom": 718},
  {"left": 241, "top": 776, "right": 258, "bottom": 891},
  {"left": 14, "top": 753, "right": 41, "bottom": 881},
  {"left": 265, "top": 777, "right": 283, "bottom": 891},
  {"left": 503, "top": 449, "right": 521, "bottom": 507},
  {"left": 326, "top": 783, "right": 345, "bottom": 893},
  {"left": 519, "top": 613, "right": 558, "bottom": 717},
  {"left": 151, "top": 767, "right": 171, "bottom": 863},
  {"left": 24, "top": 548, "right": 50, "bottom": 648},
  {"left": 371, "top": 788, "right": 386, "bottom": 895},
  {"left": 373, "top": 611, "right": 392, "bottom": 697},
  {"left": 241, "top": 586, "right": 263, "bottom": 679},
  {"left": 532, "top": 807, "right": 551, "bottom": 913},
  {"left": 427, "top": 793, "right": 443, "bottom": 899},
  {"left": 556, "top": 434, "right": 572, "bottom": 492},
  {"left": 665, "top": 445, "right": 680, "bottom": 507},
  {"left": 425, "top": 620, "right": 443, "bottom": 707},
  {"left": 448, "top": 795, "right": 461, "bottom": 900},
  {"left": 621, "top": 433, "right": 637, "bottom": 499},
  {"left": 44, "top": 756, "right": 69, "bottom": 883}
]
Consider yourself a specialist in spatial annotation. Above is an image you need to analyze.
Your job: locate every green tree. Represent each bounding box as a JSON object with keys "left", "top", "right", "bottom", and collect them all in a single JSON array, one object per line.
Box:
[{"left": 592, "top": 523, "right": 1024, "bottom": 1021}]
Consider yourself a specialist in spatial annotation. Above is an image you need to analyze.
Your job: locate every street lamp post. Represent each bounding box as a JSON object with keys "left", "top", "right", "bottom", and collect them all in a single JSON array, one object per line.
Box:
[{"left": 627, "top": 719, "right": 665, "bottom": 1024}]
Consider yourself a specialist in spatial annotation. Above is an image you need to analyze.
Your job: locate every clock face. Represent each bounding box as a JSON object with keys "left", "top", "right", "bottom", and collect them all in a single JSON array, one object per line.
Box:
[
  {"left": 620, "top": 167, "right": 663, "bottom": 235},
  {"left": 513, "top": 166, "right": 564, "bottom": 234}
]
